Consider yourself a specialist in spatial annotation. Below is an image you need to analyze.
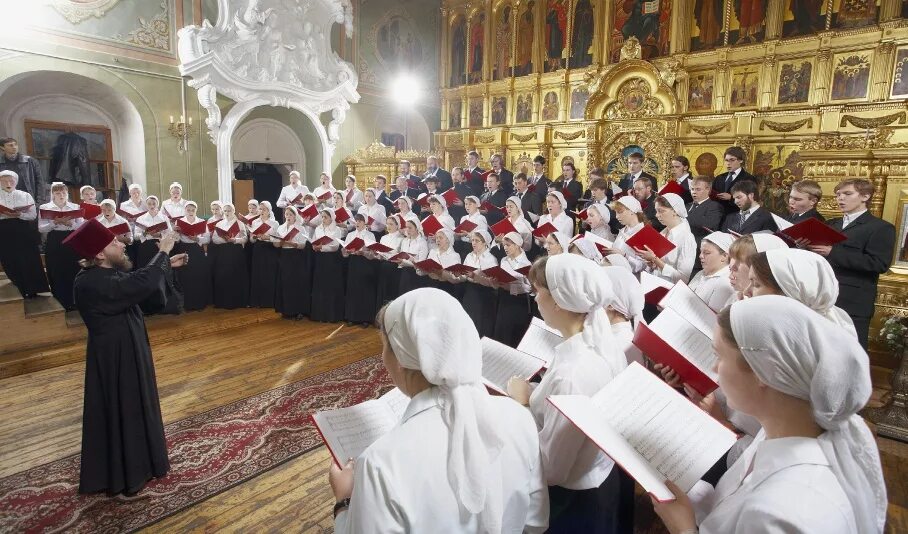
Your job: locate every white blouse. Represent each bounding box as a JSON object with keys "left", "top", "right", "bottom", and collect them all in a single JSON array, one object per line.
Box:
[
  {"left": 313, "top": 185, "right": 337, "bottom": 208},
  {"left": 538, "top": 211, "right": 574, "bottom": 238},
  {"left": 528, "top": 333, "right": 619, "bottom": 490},
  {"left": 275, "top": 223, "right": 309, "bottom": 248},
  {"left": 357, "top": 203, "right": 387, "bottom": 233},
  {"left": 647, "top": 220, "right": 697, "bottom": 283},
  {"left": 509, "top": 216, "right": 534, "bottom": 251},
  {"left": 611, "top": 321, "right": 644, "bottom": 367},
  {"left": 501, "top": 253, "right": 532, "bottom": 295},
  {"left": 0, "top": 189, "right": 36, "bottom": 220},
  {"left": 464, "top": 249, "right": 498, "bottom": 272},
  {"left": 588, "top": 223, "right": 616, "bottom": 243},
  {"left": 175, "top": 216, "right": 210, "bottom": 245},
  {"left": 98, "top": 214, "right": 134, "bottom": 243},
  {"left": 458, "top": 211, "right": 488, "bottom": 241},
  {"left": 692, "top": 433, "right": 857, "bottom": 534},
  {"left": 211, "top": 217, "right": 247, "bottom": 245},
  {"left": 38, "top": 201, "right": 85, "bottom": 233},
  {"left": 335, "top": 387, "right": 549, "bottom": 534},
  {"left": 118, "top": 199, "right": 146, "bottom": 218},
  {"left": 689, "top": 266, "right": 735, "bottom": 312},
  {"left": 344, "top": 228, "right": 377, "bottom": 250},
  {"left": 161, "top": 198, "right": 187, "bottom": 220},
  {"left": 343, "top": 187, "right": 364, "bottom": 212},
  {"left": 313, "top": 224, "right": 342, "bottom": 252},
  {"left": 399, "top": 236, "right": 428, "bottom": 265},
  {"left": 427, "top": 246, "right": 461, "bottom": 269},
  {"left": 250, "top": 218, "right": 279, "bottom": 242},
  {"left": 612, "top": 222, "right": 647, "bottom": 273},
  {"left": 276, "top": 183, "right": 311, "bottom": 209},
  {"left": 378, "top": 232, "right": 403, "bottom": 256}
]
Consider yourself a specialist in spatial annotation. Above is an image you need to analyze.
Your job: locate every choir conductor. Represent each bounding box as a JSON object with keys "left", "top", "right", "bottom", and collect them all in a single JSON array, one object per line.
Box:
[{"left": 63, "top": 219, "right": 187, "bottom": 495}]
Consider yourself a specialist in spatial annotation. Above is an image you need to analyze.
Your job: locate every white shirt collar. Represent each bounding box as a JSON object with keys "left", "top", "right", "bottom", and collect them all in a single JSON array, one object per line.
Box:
[{"left": 843, "top": 209, "right": 867, "bottom": 226}]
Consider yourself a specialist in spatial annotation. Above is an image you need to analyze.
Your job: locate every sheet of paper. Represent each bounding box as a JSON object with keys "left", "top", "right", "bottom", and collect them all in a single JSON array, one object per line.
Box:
[
  {"left": 481, "top": 337, "right": 545, "bottom": 394},
  {"left": 660, "top": 282, "right": 717, "bottom": 338},
  {"left": 583, "top": 232, "right": 613, "bottom": 250},
  {"left": 313, "top": 387, "right": 409, "bottom": 464},
  {"left": 516, "top": 317, "right": 563, "bottom": 367},
  {"left": 549, "top": 362, "right": 737, "bottom": 500},
  {"left": 649, "top": 309, "right": 718, "bottom": 381},
  {"left": 771, "top": 213, "right": 793, "bottom": 230},
  {"left": 640, "top": 271, "right": 674, "bottom": 294}
]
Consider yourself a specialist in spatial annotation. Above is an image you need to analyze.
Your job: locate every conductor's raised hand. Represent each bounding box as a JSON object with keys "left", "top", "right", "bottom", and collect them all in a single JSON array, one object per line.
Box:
[
  {"left": 169, "top": 253, "right": 189, "bottom": 268},
  {"left": 158, "top": 231, "right": 178, "bottom": 254}
]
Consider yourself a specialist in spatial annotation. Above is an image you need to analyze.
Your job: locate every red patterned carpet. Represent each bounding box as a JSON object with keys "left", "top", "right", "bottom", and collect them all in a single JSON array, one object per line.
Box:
[{"left": 0, "top": 355, "right": 391, "bottom": 533}]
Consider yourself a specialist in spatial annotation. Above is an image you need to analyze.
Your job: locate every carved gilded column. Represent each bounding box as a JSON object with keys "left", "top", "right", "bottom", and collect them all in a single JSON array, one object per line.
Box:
[
  {"left": 672, "top": 0, "right": 692, "bottom": 53},
  {"left": 715, "top": 59, "right": 730, "bottom": 112},
  {"left": 880, "top": 0, "right": 901, "bottom": 21},
  {"left": 813, "top": 48, "right": 832, "bottom": 106},
  {"left": 483, "top": 1, "right": 492, "bottom": 83},
  {"left": 511, "top": 1, "right": 520, "bottom": 76},
  {"left": 872, "top": 41, "right": 897, "bottom": 101},
  {"left": 765, "top": 0, "right": 785, "bottom": 39},
  {"left": 440, "top": 6, "right": 450, "bottom": 89},
  {"left": 759, "top": 55, "right": 776, "bottom": 110}
]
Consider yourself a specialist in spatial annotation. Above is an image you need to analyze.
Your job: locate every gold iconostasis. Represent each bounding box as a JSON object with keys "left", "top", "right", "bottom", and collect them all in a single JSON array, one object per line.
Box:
[{"left": 343, "top": 0, "right": 908, "bottom": 361}]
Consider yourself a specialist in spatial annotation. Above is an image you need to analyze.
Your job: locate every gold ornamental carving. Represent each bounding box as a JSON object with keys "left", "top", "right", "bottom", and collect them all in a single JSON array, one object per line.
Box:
[
  {"left": 343, "top": 140, "right": 397, "bottom": 163},
  {"left": 555, "top": 130, "right": 586, "bottom": 141},
  {"left": 474, "top": 133, "right": 496, "bottom": 143},
  {"left": 800, "top": 129, "right": 908, "bottom": 150},
  {"left": 840, "top": 112, "right": 908, "bottom": 129},
  {"left": 604, "top": 78, "right": 664, "bottom": 120},
  {"left": 759, "top": 118, "right": 814, "bottom": 132},
  {"left": 510, "top": 131, "right": 538, "bottom": 142},
  {"left": 688, "top": 122, "right": 730, "bottom": 135},
  {"left": 619, "top": 37, "right": 642, "bottom": 61}
]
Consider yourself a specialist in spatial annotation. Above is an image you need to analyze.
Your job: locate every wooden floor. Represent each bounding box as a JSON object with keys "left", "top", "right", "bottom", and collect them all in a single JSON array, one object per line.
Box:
[{"left": 0, "top": 307, "right": 905, "bottom": 533}]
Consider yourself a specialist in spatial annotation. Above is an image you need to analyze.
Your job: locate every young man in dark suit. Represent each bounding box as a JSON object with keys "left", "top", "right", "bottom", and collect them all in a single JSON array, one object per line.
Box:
[
  {"left": 686, "top": 175, "right": 725, "bottom": 272},
  {"left": 711, "top": 146, "right": 758, "bottom": 216},
  {"left": 787, "top": 179, "right": 826, "bottom": 224},
  {"left": 808, "top": 178, "right": 895, "bottom": 349},
  {"left": 513, "top": 173, "right": 543, "bottom": 223},
  {"left": 480, "top": 172, "right": 509, "bottom": 226},
  {"left": 424, "top": 155, "right": 453, "bottom": 192},
  {"left": 390, "top": 175, "right": 423, "bottom": 217},
  {"left": 489, "top": 153, "right": 514, "bottom": 195},
  {"left": 633, "top": 175, "right": 664, "bottom": 231},
  {"left": 668, "top": 155, "right": 694, "bottom": 204},
  {"left": 446, "top": 167, "right": 471, "bottom": 223},
  {"left": 398, "top": 160, "right": 426, "bottom": 194},
  {"left": 463, "top": 150, "right": 486, "bottom": 196},
  {"left": 528, "top": 155, "right": 552, "bottom": 197},
  {"left": 720, "top": 180, "right": 778, "bottom": 234},
  {"left": 550, "top": 161, "right": 584, "bottom": 216},
  {"left": 614, "top": 152, "right": 657, "bottom": 200},
  {"left": 373, "top": 175, "right": 395, "bottom": 215}
]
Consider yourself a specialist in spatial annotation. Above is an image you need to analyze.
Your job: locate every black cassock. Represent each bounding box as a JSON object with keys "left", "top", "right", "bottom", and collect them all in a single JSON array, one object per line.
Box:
[{"left": 73, "top": 251, "right": 171, "bottom": 495}]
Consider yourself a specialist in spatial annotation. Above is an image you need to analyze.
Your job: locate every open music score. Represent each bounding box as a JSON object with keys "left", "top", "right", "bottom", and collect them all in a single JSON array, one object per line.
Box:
[
  {"left": 516, "top": 317, "right": 563, "bottom": 368},
  {"left": 548, "top": 362, "right": 737, "bottom": 502},
  {"left": 480, "top": 337, "right": 546, "bottom": 395},
  {"left": 633, "top": 307, "right": 718, "bottom": 396},
  {"left": 312, "top": 387, "right": 410, "bottom": 466}
]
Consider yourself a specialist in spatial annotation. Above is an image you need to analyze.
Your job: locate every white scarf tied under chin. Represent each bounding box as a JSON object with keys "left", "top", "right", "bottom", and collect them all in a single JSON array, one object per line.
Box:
[
  {"left": 383, "top": 288, "right": 505, "bottom": 533},
  {"left": 603, "top": 265, "right": 644, "bottom": 328},
  {"left": 545, "top": 254, "right": 626, "bottom": 374},
  {"left": 729, "top": 296, "right": 886, "bottom": 534}
]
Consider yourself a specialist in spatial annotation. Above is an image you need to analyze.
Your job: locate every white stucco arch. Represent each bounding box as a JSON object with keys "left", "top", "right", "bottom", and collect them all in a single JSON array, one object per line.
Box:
[{"left": 232, "top": 118, "right": 307, "bottom": 170}]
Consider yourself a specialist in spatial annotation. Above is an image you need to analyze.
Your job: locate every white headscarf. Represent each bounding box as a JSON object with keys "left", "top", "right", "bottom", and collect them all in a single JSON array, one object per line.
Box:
[
  {"left": 128, "top": 183, "right": 142, "bottom": 193},
  {"left": 506, "top": 196, "right": 524, "bottom": 219},
  {"left": 703, "top": 231, "right": 734, "bottom": 253},
  {"left": 603, "top": 265, "right": 644, "bottom": 327},
  {"left": 764, "top": 248, "right": 857, "bottom": 337},
  {"left": 617, "top": 196, "right": 642, "bottom": 213},
  {"left": 661, "top": 193, "right": 687, "bottom": 218},
  {"left": 99, "top": 199, "right": 116, "bottom": 209},
  {"left": 570, "top": 236, "right": 603, "bottom": 263},
  {"left": 604, "top": 253, "right": 633, "bottom": 271},
  {"left": 79, "top": 185, "right": 95, "bottom": 196},
  {"left": 436, "top": 228, "right": 455, "bottom": 250},
  {"left": 544, "top": 254, "right": 625, "bottom": 371},
  {"left": 0, "top": 170, "right": 18, "bottom": 186},
  {"left": 383, "top": 288, "right": 505, "bottom": 532},
  {"left": 547, "top": 191, "right": 567, "bottom": 211},
  {"left": 728, "top": 296, "right": 886, "bottom": 534},
  {"left": 503, "top": 231, "right": 523, "bottom": 247},
  {"left": 586, "top": 203, "right": 611, "bottom": 224},
  {"left": 432, "top": 195, "right": 448, "bottom": 211},
  {"left": 752, "top": 233, "right": 788, "bottom": 252},
  {"left": 473, "top": 229, "right": 492, "bottom": 246},
  {"left": 465, "top": 195, "right": 481, "bottom": 207},
  {"left": 169, "top": 181, "right": 183, "bottom": 192},
  {"left": 320, "top": 208, "right": 337, "bottom": 230},
  {"left": 550, "top": 231, "right": 570, "bottom": 253}
]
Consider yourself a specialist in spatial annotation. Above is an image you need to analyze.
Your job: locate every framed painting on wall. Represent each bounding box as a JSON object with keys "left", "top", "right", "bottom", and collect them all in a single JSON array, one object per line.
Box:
[
  {"left": 25, "top": 120, "right": 116, "bottom": 194},
  {"left": 491, "top": 96, "right": 508, "bottom": 125},
  {"left": 469, "top": 98, "right": 484, "bottom": 127},
  {"left": 688, "top": 73, "right": 714, "bottom": 111},
  {"left": 830, "top": 51, "right": 872, "bottom": 101},
  {"left": 777, "top": 58, "right": 813, "bottom": 105},
  {"left": 893, "top": 190, "right": 908, "bottom": 270},
  {"left": 729, "top": 65, "right": 760, "bottom": 108},
  {"left": 891, "top": 46, "right": 908, "bottom": 98},
  {"left": 448, "top": 100, "right": 462, "bottom": 129},
  {"left": 542, "top": 91, "right": 560, "bottom": 121},
  {"left": 516, "top": 93, "right": 533, "bottom": 123},
  {"left": 570, "top": 87, "right": 590, "bottom": 119}
]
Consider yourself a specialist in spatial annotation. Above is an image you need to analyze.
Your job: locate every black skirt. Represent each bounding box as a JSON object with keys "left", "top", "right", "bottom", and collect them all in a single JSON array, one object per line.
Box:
[
  {"left": 275, "top": 246, "right": 313, "bottom": 317},
  {"left": 249, "top": 241, "right": 279, "bottom": 308},
  {"left": 462, "top": 282, "right": 497, "bottom": 338},
  {"left": 433, "top": 278, "right": 464, "bottom": 301},
  {"left": 345, "top": 254, "right": 379, "bottom": 323},
  {"left": 173, "top": 242, "right": 211, "bottom": 311},
  {"left": 493, "top": 289, "right": 532, "bottom": 348},
  {"left": 136, "top": 240, "right": 161, "bottom": 269},
  {"left": 45, "top": 230, "right": 80, "bottom": 310},
  {"left": 211, "top": 243, "right": 249, "bottom": 309},
  {"left": 376, "top": 260, "right": 401, "bottom": 305},
  {"left": 546, "top": 466, "right": 628, "bottom": 534},
  {"left": 310, "top": 250, "right": 345, "bottom": 322},
  {"left": 0, "top": 219, "right": 48, "bottom": 295},
  {"left": 398, "top": 266, "right": 430, "bottom": 296}
]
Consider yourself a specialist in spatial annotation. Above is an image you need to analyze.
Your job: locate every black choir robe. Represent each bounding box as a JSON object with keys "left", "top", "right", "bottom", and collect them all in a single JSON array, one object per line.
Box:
[{"left": 73, "top": 251, "right": 171, "bottom": 495}]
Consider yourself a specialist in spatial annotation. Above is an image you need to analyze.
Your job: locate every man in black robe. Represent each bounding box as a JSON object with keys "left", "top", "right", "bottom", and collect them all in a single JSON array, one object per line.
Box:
[{"left": 63, "top": 219, "right": 187, "bottom": 495}]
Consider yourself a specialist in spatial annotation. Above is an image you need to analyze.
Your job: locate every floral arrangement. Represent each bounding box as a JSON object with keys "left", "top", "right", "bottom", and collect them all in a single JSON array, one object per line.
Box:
[{"left": 880, "top": 315, "right": 908, "bottom": 353}]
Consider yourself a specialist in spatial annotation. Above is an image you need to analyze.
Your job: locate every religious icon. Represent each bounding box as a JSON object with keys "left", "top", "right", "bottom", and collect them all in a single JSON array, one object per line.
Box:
[
  {"left": 569, "top": 0, "right": 594, "bottom": 68},
  {"left": 688, "top": 73, "right": 714, "bottom": 111},
  {"left": 692, "top": 0, "right": 724, "bottom": 51},
  {"left": 515, "top": 1, "right": 535, "bottom": 76},
  {"left": 612, "top": 0, "right": 672, "bottom": 62},
  {"left": 449, "top": 100, "right": 462, "bottom": 129},
  {"left": 542, "top": 91, "right": 560, "bottom": 121},
  {"left": 831, "top": 53, "right": 871, "bottom": 100},
  {"left": 545, "top": 0, "right": 568, "bottom": 72},
  {"left": 777, "top": 60, "right": 812, "bottom": 104},
  {"left": 782, "top": 0, "right": 826, "bottom": 37},
  {"left": 376, "top": 15, "right": 423, "bottom": 71},
  {"left": 450, "top": 17, "right": 466, "bottom": 87},
  {"left": 469, "top": 13, "right": 485, "bottom": 84},
  {"left": 730, "top": 65, "right": 760, "bottom": 108},
  {"left": 695, "top": 152, "right": 719, "bottom": 177},
  {"left": 516, "top": 94, "right": 533, "bottom": 122},
  {"left": 469, "top": 98, "right": 484, "bottom": 127},
  {"left": 832, "top": 0, "right": 877, "bottom": 28},
  {"left": 494, "top": 6, "right": 513, "bottom": 80},
  {"left": 891, "top": 47, "right": 908, "bottom": 98},
  {"left": 491, "top": 97, "right": 508, "bottom": 125},
  {"left": 570, "top": 87, "right": 590, "bottom": 119},
  {"left": 729, "top": 0, "right": 767, "bottom": 44},
  {"left": 897, "top": 202, "right": 908, "bottom": 266}
]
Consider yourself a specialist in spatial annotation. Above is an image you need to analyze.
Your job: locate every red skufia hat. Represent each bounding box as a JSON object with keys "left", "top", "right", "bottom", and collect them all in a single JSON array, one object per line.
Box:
[{"left": 62, "top": 218, "right": 116, "bottom": 259}]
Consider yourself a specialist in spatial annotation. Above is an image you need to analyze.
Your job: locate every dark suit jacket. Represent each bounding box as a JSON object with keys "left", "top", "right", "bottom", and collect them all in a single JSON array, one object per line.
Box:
[
  {"left": 528, "top": 175, "right": 551, "bottom": 198},
  {"left": 495, "top": 168, "right": 515, "bottom": 196},
  {"left": 464, "top": 167, "right": 486, "bottom": 197},
  {"left": 673, "top": 176, "right": 694, "bottom": 204},
  {"left": 447, "top": 182, "right": 471, "bottom": 223},
  {"left": 711, "top": 169, "right": 757, "bottom": 215},
  {"left": 481, "top": 189, "right": 509, "bottom": 226},
  {"left": 826, "top": 212, "right": 896, "bottom": 318},
  {"left": 686, "top": 198, "right": 724, "bottom": 271},
  {"left": 788, "top": 208, "right": 825, "bottom": 224},
  {"left": 720, "top": 206, "right": 778, "bottom": 234},
  {"left": 641, "top": 193, "right": 664, "bottom": 232},
  {"left": 425, "top": 169, "right": 454, "bottom": 192},
  {"left": 515, "top": 189, "right": 543, "bottom": 223},
  {"left": 376, "top": 191, "right": 394, "bottom": 215},
  {"left": 551, "top": 178, "right": 584, "bottom": 214},
  {"left": 615, "top": 171, "right": 657, "bottom": 195}
]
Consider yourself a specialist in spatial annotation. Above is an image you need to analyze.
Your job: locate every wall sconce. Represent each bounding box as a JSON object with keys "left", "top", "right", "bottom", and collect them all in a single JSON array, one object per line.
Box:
[{"left": 168, "top": 114, "right": 193, "bottom": 153}]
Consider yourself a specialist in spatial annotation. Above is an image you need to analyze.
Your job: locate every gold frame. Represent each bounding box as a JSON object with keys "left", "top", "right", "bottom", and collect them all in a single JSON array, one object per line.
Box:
[{"left": 892, "top": 188, "right": 908, "bottom": 275}]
